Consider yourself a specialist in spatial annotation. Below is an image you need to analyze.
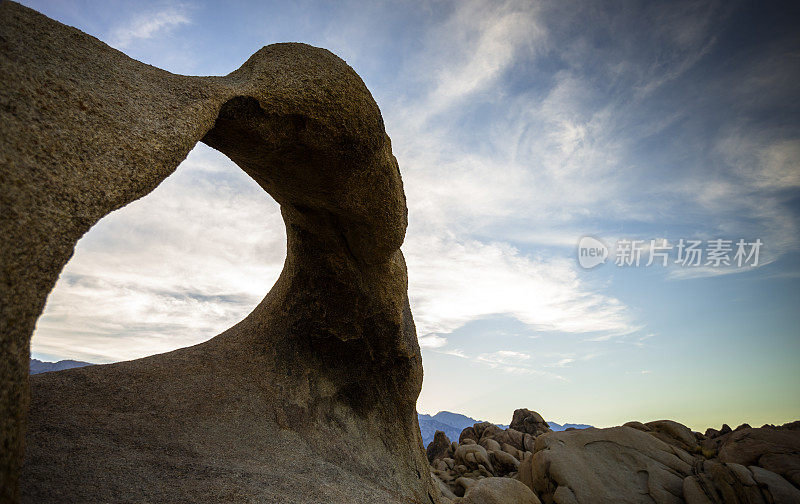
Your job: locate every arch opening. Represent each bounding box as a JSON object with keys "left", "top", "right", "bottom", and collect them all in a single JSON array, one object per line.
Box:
[{"left": 31, "top": 143, "right": 286, "bottom": 365}]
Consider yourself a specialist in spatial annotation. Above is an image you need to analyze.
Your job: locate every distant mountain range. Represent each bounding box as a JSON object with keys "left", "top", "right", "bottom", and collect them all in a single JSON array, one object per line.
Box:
[
  {"left": 546, "top": 420, "right": 594, "bottom": 431},
  {"left": 418, "top": 410, "right": 591, "bottom": 446},
  {"left": 30, "top": 358, "right": 93, "bottom": 374},
  {"left": 28, "top": 359, "right": 590, "bottom": 446}
]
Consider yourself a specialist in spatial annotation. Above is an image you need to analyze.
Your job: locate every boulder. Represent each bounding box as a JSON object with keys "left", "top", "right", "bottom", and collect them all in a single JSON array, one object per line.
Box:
[
  {"left": 460, "top": 427, "right": 478, "bottom": 444},
  {"left": 455, "top": 444, "right": 495, "bottom": 474},
  {"left": 508, "top": 429, "right": 527, "bottom": 451},
  {"left": 429, "top": 430, "right": 454, "bottom": 463},
  {"left": 518, "top": 455, "right": 535, "bottom": 492},
  {"left": 490, "top": 427, "right": 526, "bottom": 451},
  {"left": 526, "top": 426, "right": 694, "bottom": 503},
  {"left": 455, "top": 477, "right": 477, "bottom": 497},
  {"left": 477, "top": 423, "right": 504, "bottom": 441},
  {"left": 624, "top": 421, "right": 652, "bottom": 432},
  {"left": 490, "top": 449, "right": 520, "bottom": 475},
  {"left": 524, "top": 433, "right": 537, "bottom": 453},
  {"left": 433, "top": 459, "right": 450, "bottom": 472},
  {"left": 749, "top": 465, "right": 800, "bottom": 503},
  {"left": 479, "top": 438, "right": 502, "bottom": 453},
  {"left": 644, "top": 420, "right": 699, "bottom": 453},
  {"left": 501, "top": 442, "right": 523, "bottom": 460},
  {"left": 432, "top": 471, "right": 458, "bottom": 501},
  {"left": 716, "top": 427, "right": 800, "bottom": 488},
  {"left": 682, "top": 461, "right": 767, "bottom": 504},
  {"left": 457, "top": 477, "right": 541, "bottom": 504},
  {"left": 510, "top": 409, "right": 552, "bottom": 437}
]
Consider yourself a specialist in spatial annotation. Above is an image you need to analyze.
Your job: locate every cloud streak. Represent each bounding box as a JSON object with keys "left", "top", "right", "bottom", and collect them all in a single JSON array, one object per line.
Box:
[{"left": 108, "top": 4, "right": 191, "bottom": 49}]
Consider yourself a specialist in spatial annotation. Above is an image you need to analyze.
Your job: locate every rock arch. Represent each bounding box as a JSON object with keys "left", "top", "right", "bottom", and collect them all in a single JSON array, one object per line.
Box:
[{"left": 0, "top": 2, "right": 435, "bottom": 502}]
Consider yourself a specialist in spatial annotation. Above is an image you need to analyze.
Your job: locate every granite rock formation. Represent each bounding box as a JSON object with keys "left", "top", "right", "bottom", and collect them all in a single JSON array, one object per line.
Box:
[
  {"left": 0, "top": 2, "right": 436, "bottom": 502},
  {"left": 510, "top": 408, "right": 552, "bottom": 437},
  {"left": 428, "top": 409, "right": 800, "bottom": 504},
  {"left": 455, "top": 477, "right": 541, "bottom": 504},
  {"left": 523, "top": 423, "right": 800, "bottom": 504}
]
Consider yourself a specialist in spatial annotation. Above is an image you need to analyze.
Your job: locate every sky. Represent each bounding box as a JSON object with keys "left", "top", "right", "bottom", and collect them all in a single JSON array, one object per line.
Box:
[{"left": 23, "top": 0, "right": 800, "bottom": 431}]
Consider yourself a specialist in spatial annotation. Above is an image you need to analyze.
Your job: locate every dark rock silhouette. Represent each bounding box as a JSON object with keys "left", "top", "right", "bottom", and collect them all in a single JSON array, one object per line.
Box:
[
  {"left": 510, "top": 408, "right": 552, "bottom": 437},
  {"left": 428, "top": 430, "right": 454, "bottom": 464},
  {"left": 1, "top": 2, "right": 434, "bottom": 502}
]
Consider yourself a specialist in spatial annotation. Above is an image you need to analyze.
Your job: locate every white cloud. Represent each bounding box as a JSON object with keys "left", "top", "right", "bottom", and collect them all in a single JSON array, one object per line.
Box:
[
  {"left": 441, "top": 349, "right": 469, "bottom": 359},
  {"left": 545, "top": 358, "right": 574, "bottom": 368},
  {"left": 477, "top": 350, "right": 531, "bottom": 365},
  {"left": 32, "top": 146, "right": 284, "bottom": 363},
  {"left": 404, "top": 234, "right": 637, "bottom": 339},
  {"left": 108, "top": 4, "right": 191, "bottom": 49},
  {"left": 418, "top": 334, "right": 448, "bottom": 349},
  {"left": 718, "top": 135, "right": 800, "bottom": 191},
  {"left": 473, "top": 350, "right": 566, "bottom": 380},
  {"left": 634, "top": 333, "right": 655, "bottom": 348},
  {"left": 425, "top": 1, "right": 543, "bottom": 113}
]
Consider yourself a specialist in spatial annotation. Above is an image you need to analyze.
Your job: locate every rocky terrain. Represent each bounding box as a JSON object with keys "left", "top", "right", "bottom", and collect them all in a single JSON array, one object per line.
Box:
[
  {"left": 426, "top": 408, "right": 800, "bottom": 503},
  {"left": 419, "top": 410, "right": 590, "bottom": 446}
]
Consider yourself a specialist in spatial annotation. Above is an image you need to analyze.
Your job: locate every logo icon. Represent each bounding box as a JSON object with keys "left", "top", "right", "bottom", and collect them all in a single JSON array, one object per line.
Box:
[{"left": 578, "top": 236, "right": 608, "bottom": 269}]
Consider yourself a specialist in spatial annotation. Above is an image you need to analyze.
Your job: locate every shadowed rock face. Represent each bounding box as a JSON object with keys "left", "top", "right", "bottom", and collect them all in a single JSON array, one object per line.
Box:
[{"left": 0, "top": 2, "right": 437, "bottom": 502}]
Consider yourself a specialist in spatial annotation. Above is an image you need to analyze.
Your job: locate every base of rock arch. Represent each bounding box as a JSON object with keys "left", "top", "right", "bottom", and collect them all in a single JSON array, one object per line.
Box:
[{"left": 0, "top": 2, "right": 437, "bottom": 502}]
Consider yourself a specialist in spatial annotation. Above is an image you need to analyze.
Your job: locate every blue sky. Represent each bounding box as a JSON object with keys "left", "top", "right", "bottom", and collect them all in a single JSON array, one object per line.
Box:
[{"left": 24, "top": 0, "right": 800, "bottom": 430}]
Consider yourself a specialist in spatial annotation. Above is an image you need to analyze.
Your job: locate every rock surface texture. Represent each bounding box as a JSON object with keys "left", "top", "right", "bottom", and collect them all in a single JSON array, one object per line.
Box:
[
  {"left": 453, "top": 477, "right": 541, "bottom": 504},
  {"left": 520, "top": 422, "right": 800, "bottom": 504},
  {"left": 428, "top": 409, "right": 800, "bottom": 504},
  {"left": 0, "top": 2, "right": 436, "bottom": 502}
]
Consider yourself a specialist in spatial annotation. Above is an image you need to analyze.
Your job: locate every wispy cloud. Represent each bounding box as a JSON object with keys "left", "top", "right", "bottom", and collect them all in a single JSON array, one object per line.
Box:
[
  {"left": 418, "top": 334, "right": 448, "bottom": 349},
  {"left": 440, "top": 348, "right": 469, "bottom": 359},
  {"left": 477, "top": 350, "right": 531, "bottom": 365},
  {"left": 545, "top": 358, "right": 574, "bottom": 368},
  {"left": 404, "top": 234, "right": 637, "bottom": 339},
  {"left": 634, "top": 334, "right": 656, "bottom": 348},
  {"left": 422, "top": 0, "right": 543, "bottom": 117},
  {"left": 476, "top": 350, "right": 566, "bottom": 380},
  {"left": 108, "top": 4, "right": 191, "bottom": 49}
]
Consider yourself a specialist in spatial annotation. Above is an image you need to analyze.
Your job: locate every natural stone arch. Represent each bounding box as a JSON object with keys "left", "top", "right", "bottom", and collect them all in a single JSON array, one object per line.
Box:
[{"left": 0, "top": 2, "right": 435, "bottom": 502}]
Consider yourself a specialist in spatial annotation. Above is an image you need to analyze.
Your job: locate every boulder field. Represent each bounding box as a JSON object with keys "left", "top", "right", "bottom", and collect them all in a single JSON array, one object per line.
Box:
[{"left": 427, "top": 408, "right": 800, "bottom": 504}]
